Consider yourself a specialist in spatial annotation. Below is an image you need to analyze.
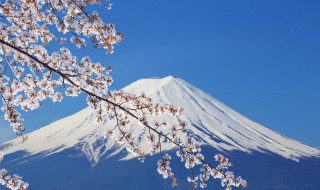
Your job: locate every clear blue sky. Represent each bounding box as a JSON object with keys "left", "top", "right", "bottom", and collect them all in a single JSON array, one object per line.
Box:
[{"left": 1, "top": 0, "right": 320, "bottom": 147}]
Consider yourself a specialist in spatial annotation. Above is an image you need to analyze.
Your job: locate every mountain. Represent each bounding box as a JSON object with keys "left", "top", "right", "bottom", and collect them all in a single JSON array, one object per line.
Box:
[{"left": 0, "top": 76, "right": 319, "bottom": 190}]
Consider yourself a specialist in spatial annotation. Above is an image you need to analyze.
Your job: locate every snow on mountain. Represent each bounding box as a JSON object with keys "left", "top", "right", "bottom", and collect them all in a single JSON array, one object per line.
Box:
[{"left": 1, "top": 76, "right": 319, "bottom": 165}]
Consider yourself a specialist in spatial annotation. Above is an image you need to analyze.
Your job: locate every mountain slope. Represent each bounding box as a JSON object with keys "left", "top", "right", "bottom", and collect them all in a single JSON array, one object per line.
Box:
[{"left": 1, "top": 76, "right": 319, "bottom": 165}]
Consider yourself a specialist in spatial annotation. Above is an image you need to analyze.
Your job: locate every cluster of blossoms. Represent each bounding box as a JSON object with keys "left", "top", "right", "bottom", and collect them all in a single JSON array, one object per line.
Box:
[
  {"left": 197, "top": 155, "right": 247, "bottom": 190},
  {"left": 0, "top": 152, "right": 28, "bottom": 190},
  {"left": 157, "top": 154, "right": 175, "bottom": 182},
  {"left": 0, "top": 169, "right": 29, "bottom": 190},
  {"left": 0, "top": 1, "right": 246, "bottom": 189},
  {"left": 0, "top": 0, "right": 121, "bottom": 53},
  {"left": 175, "top": 144, "right": 247, "bottom": 189}
]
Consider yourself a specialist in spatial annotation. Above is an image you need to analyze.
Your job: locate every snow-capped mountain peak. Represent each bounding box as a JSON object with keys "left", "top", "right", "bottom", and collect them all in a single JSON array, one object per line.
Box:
[{"left": 1, "top": 76, "right": 319, "bottom": 165}]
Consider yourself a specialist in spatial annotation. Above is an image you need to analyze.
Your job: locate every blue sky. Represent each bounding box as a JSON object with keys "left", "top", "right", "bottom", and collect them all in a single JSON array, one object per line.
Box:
[{"left": 1, "top": 0, "right": 320, "bottom": 147}]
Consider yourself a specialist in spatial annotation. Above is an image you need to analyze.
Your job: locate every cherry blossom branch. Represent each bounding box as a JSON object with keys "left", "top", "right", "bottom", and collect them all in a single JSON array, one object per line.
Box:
[
  {"left": 0, "top": 169, "right": 28, "bottom": 190},
  {"left": 0, "top": 38, "right": 247, "bottom": 189},
  {"left": 1, "top": 36, "right": 185, "bottom": 148},
  {"left": 0, "top": 152, "right": 29, "bottom": 190}
]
